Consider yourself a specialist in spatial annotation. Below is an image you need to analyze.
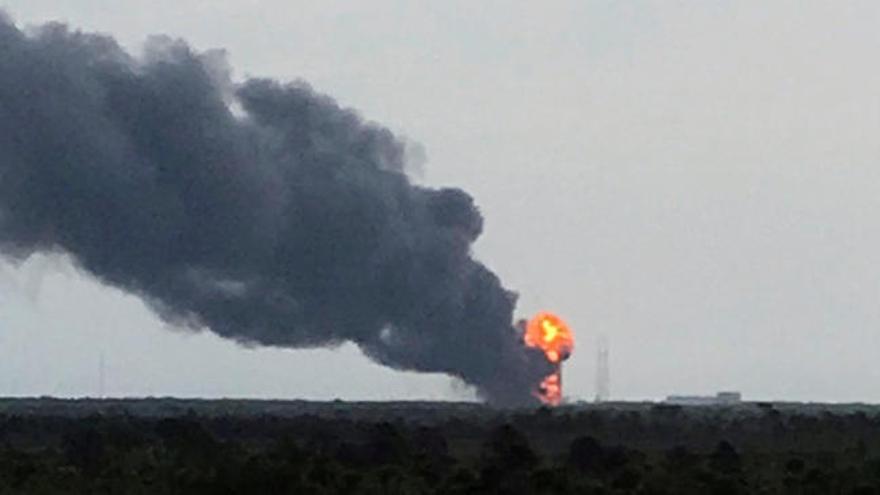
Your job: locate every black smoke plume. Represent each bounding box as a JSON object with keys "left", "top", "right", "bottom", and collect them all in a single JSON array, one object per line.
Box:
[{"left": 0, "top": 14, "right": 550, "bottom": 405}]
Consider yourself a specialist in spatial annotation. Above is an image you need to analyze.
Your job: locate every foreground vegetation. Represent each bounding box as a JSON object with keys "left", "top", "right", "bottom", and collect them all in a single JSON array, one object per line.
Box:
[{"left": 1, "top": 398, "right": 879, "bottom": 493}]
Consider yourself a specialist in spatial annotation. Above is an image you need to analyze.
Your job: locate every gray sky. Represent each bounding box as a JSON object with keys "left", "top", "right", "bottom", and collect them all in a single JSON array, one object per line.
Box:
[{"left": 1, "top": 0, "right": 879, "bottom": 402}]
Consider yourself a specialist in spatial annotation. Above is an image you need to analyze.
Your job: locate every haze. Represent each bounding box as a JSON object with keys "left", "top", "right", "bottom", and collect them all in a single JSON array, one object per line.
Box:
[{"left": 1, "top": 1, "right": 878, "bottom": 403}]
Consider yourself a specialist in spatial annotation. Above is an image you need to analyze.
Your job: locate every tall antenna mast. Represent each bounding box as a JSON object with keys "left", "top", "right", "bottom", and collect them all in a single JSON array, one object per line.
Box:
[
  {"left": 98, "top": 351, "right": 105, "bottom": 399},
  {"left": 595, "top": 335, "right": 610, "bottom": 402}
]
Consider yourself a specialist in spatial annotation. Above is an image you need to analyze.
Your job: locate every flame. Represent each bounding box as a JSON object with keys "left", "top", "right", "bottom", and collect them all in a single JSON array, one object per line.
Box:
[
  {"left": 524, "top": 312, "right": 574, "bottom": 364},
  {"left": 524, "top": 312, "right": 574, "bottom": 406}
]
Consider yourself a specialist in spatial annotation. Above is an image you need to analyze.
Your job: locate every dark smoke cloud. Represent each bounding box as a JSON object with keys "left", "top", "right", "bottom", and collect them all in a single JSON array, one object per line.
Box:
[{"left": 0, "top": 14, "right": 550, "bottom": 405}]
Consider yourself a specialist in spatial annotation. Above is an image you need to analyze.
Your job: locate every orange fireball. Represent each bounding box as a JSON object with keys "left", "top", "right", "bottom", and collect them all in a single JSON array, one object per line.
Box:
[
  {"left": 524, "top": 312, "right": 574, "bottom": 364},
  {"left": 523, "top": 311, "right": 574, "bottom": 406}
]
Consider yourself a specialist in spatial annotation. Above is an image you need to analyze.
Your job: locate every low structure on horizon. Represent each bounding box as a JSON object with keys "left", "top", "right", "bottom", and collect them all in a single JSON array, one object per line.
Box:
[{"left": 665, "top": 391, "right": 742, "bottom": 406}]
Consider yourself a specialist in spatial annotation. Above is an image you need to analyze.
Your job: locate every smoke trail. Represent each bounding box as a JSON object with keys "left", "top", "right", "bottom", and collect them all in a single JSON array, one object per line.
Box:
[{"left": 0, "top": 14, "right": 550, "bottom": 405}]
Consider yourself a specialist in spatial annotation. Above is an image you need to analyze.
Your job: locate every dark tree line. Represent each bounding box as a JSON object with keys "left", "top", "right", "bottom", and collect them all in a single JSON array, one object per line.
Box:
[{"left": 2, "top": 400, "right": 880, "bottom": 493}]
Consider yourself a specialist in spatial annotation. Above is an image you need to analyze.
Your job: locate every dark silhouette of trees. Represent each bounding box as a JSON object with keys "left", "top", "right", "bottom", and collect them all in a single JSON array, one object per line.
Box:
[
  {"left": 481, "top": 424, "right": 538, "bottom": 471},
  {"left": 2, "top": 398, "right": 880, "bottom": 493}
]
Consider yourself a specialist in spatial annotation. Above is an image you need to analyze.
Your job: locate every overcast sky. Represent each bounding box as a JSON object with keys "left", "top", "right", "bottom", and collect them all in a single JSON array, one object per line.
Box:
[{"left": 1, "top": 1, "right": 879, "bottom": 402}]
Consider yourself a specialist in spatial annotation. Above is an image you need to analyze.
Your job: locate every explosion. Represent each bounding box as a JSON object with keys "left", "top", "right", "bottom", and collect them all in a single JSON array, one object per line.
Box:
[{"left": 523, "top": 312, "right": 574, "bottom": 406}]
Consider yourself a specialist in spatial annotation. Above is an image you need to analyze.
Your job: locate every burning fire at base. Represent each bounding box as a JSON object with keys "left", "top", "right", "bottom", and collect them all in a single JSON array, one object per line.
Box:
[{"left": 523, "top": 312, "right": 574, "bottom": 406}]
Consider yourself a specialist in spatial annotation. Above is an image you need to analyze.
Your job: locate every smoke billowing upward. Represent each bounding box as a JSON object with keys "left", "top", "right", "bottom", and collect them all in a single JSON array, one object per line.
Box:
[{"left": 0, "top": 14, "right": 550, "bottom": 405}]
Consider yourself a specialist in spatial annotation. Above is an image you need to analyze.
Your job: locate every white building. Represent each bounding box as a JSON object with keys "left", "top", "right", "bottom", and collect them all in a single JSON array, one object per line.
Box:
[{"left": 665, "top": 391, "right": 742, "bottom": 406}]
